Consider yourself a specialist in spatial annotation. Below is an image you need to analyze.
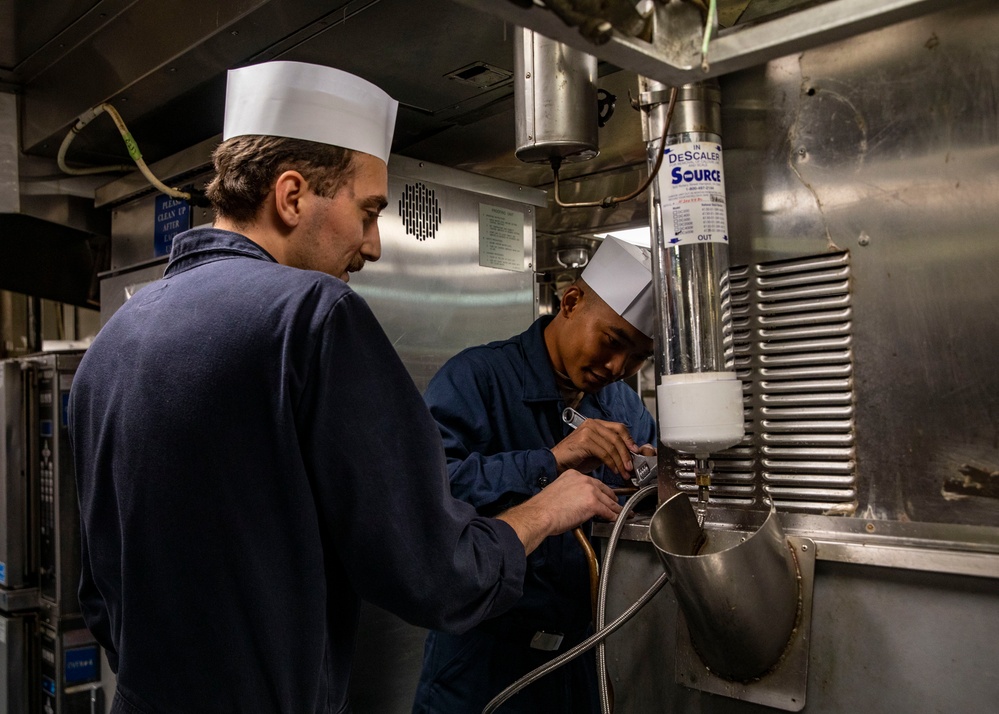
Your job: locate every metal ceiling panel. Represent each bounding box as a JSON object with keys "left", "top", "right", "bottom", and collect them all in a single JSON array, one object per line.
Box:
[
  {"left": 0, "top": 0, "right": 103, "bottom": 76},
  {"left": 14, "top": 0, "right": 528, "bottom": 168}
]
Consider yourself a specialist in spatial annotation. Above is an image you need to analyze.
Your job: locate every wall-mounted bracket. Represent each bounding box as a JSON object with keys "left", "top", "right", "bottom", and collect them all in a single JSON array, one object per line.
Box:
[{"left": 452, "top": 0, "right": 950, "bottom": 84}]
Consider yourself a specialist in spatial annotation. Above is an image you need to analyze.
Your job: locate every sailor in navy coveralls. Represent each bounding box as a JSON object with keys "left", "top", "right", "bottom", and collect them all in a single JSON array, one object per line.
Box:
[{"left": 413, "top": 237, "right": 658, "bottom": 713}]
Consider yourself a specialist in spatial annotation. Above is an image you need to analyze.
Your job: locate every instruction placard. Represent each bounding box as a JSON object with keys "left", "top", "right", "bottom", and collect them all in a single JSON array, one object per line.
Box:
[
  {"left": 478, "top": 204, "right": 525, "bottom": 272},
  {"left": 154, "top": 194, "right": 191, "bottom": 257},
  {"left": 662, "top": 141, "right": 729, "bottom": 246}
]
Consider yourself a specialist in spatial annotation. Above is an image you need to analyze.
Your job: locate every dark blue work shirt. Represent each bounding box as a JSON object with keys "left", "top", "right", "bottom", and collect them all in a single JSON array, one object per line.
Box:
[
  {"left": 413, "top": 317, "right": 656, "bottom": 713},
  {"left": 69, "top": 227, "right": 526, "bottom": 714}
]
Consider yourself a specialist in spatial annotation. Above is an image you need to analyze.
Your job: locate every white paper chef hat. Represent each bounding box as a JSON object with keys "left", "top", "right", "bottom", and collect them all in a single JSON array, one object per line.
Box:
[
  {"left": 580, "top": 236, "right": 655, "bottom": 338},
  {"left": 222, "top": 61, "right": 398, "bottom": 163}
]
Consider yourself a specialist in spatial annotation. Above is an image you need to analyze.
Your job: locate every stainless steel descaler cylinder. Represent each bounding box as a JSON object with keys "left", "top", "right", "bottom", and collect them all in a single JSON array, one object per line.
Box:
[{"left": 643, "top": 78, "right": 744, "bottom": 457}]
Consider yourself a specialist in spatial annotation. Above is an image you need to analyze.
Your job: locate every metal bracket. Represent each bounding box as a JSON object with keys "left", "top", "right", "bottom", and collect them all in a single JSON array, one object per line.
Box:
[{"left": 452, "top": 0, "right": 950, "bottom": 85}]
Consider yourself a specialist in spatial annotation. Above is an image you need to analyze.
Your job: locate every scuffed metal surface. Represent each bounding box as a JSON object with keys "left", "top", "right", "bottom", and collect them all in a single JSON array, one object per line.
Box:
[{"left": 722, "top": 0, "right": 999, "bottom": 527}]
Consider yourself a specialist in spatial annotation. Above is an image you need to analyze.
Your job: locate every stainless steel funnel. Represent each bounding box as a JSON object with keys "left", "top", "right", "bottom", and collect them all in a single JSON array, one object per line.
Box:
[{"left": 649, "top": 494, "right": 800, "bottom": 682}]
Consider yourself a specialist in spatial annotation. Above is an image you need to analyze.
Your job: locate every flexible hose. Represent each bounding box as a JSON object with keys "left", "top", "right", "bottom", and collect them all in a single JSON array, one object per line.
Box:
[
  {"left": 56, "top": 105, "right": 133, "bottom": 176},
  {"left": 482, "top": 485, "right": 665, "bottom": 714},
  {"left": 57, "top": 103, "right": 191, "bottom": 201},
  {"left": 597, "top": 485, "right": 659, "bottom": 713}
]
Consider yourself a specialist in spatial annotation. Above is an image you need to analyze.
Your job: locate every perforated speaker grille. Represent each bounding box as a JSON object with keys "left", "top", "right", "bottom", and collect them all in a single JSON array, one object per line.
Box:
[{"left": 398, "top": 182, "right": 442, "bottom": 241}]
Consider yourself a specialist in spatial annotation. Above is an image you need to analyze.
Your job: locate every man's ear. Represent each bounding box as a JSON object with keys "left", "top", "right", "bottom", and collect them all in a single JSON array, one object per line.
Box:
[
  {"left": 560, "top": 283, "right": 584, "bottom": 318},
  {"left": 273, "top": 170, "right": 308, "bottom": 228}
]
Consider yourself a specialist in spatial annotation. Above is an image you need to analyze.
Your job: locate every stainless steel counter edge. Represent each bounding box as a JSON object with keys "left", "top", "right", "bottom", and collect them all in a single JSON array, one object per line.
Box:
[{"left": 593, "top": 515, "right": 999, "bottom": 580}]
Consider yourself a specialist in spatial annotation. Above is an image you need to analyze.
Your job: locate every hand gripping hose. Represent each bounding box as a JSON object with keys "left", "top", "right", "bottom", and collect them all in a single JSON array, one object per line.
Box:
[{"left": 482, "top": 484, "right": 666, "bottom": 714}]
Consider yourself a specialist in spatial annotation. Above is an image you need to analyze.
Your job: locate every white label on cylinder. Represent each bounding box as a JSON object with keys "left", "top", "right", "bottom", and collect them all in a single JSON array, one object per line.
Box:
[{"left": 662, "top": 141, "right": 729, "bottom": 246}]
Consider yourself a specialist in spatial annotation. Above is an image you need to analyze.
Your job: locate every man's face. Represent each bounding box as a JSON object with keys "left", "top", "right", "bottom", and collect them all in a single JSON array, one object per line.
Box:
[
  {"left": 295, "top": 152, "right": 389, "bottom": 281},
  {"left": 559, "top": 287, "right": 654, "bottom": 393}
]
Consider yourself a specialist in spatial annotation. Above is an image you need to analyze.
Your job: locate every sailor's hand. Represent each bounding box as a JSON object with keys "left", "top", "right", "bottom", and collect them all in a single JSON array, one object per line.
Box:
[
  {"left": 551, "top": 417, "right": 642, "bottom": 477},
  {"left": 497, "top": 470, "right": 622, "bottom": 554}
]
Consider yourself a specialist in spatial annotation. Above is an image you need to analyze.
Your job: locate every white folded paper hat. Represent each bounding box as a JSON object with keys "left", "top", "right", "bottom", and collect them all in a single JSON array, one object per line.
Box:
[
  {"left": 581, "top": 236, "right": 655, "bottom": 338},
  {"left": 222, "top": 61, "right": 398, "bottom": 163}
]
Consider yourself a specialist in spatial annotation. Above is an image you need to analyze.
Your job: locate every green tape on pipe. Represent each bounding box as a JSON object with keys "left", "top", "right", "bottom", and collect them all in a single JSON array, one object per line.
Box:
[{"left": 122, "top": 133, "right": 142, "bottom": 162}]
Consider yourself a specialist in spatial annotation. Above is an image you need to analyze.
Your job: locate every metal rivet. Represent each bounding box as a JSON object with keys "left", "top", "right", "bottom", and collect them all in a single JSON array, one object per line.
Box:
[
  {"left": 865, "top": 522, "right": 875, "bottom": 533},
  {"left": 858, "top": 233, "right": 871, "bottom": 246},
  {"left": 526, "top": 72, "right": 531, "bottom": 79},
  {"left": 801, "top": 544, "right": 808, "bottom": 552}
]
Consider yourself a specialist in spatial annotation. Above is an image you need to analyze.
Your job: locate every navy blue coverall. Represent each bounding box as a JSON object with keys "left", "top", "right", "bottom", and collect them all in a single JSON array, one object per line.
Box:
[
  {"left": 412, "top": 316, "right": 656, "bottom": 713},
  {"left": 69, "top": 227, "right": 527, "bottom": 714}
]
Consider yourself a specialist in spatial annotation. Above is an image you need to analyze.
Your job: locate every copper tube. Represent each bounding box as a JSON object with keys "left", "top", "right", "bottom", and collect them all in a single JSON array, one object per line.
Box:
[
  {"left": 572, "top": 526, "right": 600, "bottom": 621},
  {"left": 552, "top": 85, "right": 678, "bottom": 209},
  {"left": 573, "top": 525, "right": 616, "bottom": 711}
]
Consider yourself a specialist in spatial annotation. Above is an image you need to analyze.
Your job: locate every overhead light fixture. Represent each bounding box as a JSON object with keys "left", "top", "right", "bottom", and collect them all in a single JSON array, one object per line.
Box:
[
  {"left": 596, "top": 227, "right": 652, "bottom": 247},
  {"left": 556, "top": 246, "right": 590, "bottom": 269}
]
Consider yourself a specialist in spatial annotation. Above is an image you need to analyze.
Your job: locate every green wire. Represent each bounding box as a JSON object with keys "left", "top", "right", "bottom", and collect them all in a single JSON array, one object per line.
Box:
[{"left": 701, "top": 0, "right": 718, "bottom": 71}]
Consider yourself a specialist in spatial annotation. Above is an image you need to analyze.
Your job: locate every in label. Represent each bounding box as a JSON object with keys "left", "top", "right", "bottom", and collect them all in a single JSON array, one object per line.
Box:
[{"left": 662, "top": 141, "right": 729, "bottom": 246}]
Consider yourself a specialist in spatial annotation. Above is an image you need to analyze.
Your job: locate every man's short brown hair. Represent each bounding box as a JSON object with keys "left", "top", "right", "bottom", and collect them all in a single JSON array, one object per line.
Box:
[{"left": 205, "top": 135, "right": 356, "bottom": 225}]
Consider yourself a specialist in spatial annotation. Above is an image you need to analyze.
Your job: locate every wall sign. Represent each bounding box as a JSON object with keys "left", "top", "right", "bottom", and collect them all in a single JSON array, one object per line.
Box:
[
  {"left": 478, "top": 204, "right": 524, "bottom": 272},
  {"left": 154, "top": 195, "right": 191, "bottom": 257}
]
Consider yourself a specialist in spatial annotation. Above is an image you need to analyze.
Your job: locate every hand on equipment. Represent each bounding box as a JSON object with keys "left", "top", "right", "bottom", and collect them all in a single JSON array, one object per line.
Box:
[
  {"left": 555, "top": 408, "right": 657, "bottom": 483},
  {"left": 497, "top": 470, "right": 622, "bottom": 554}
]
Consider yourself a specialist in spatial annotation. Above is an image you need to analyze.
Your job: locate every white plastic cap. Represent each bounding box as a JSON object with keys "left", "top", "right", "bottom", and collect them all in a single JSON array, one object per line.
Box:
[
  {"left": 581, "top": 236, "right": 654, "bottom": 338},
  {"left": 223, "top": 61, "right": 398, "bottom": 163},
  {"left": 657, "top": 372, "right": 745, "bottom": 454}
]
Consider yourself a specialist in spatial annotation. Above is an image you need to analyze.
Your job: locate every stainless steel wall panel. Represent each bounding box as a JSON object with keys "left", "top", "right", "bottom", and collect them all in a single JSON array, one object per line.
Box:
[
  {"left": 721, "top": 0, "right": 999, "bottom": 528},
  {"left": 350, "top": 162, "right": 538, "bottom": 392}
]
